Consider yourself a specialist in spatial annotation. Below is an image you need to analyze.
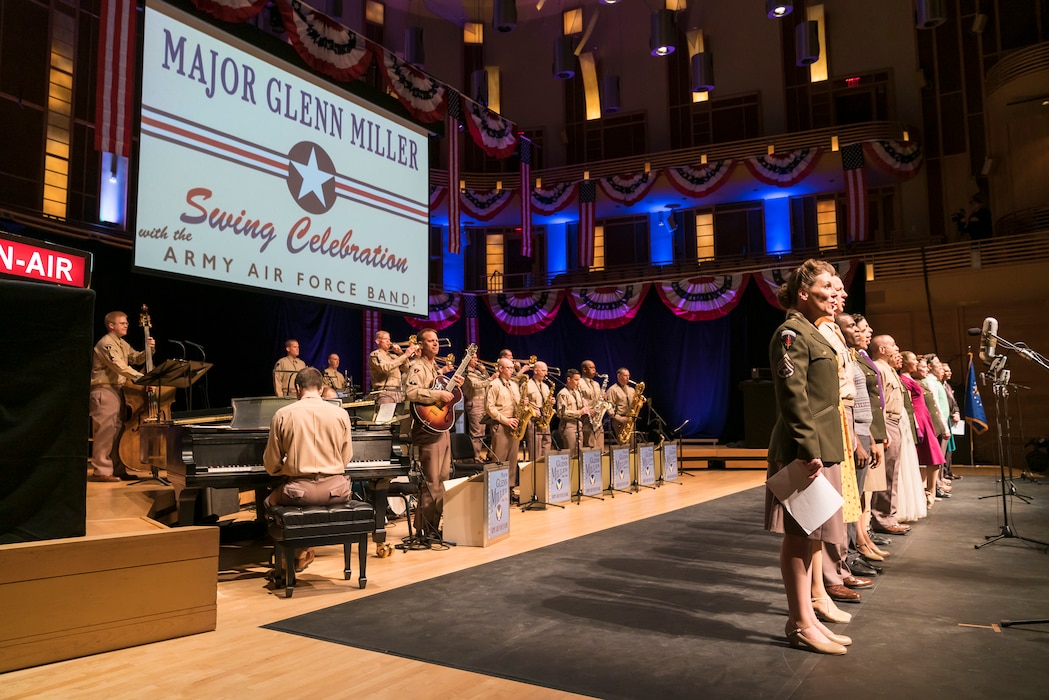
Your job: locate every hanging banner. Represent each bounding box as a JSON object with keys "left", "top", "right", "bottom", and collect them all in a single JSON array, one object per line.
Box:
[
  {"left": 756, "top": 260, "right": 856, "bottom": 309},
  {"left": 863, "top": 140, "right": 923, "bottom": 180},
  {"left": 485, "top": 290, "right": 564, "bottom": 335},
  {"left": 598, "top": 171, "right": 659, "bottom": 205},
  {"left": 405, "top": 291, "right": 461, "bottom": 331},
  {"left": 464, "top": 99, "right": 518, "bottom": 158},
  {"left": 744, "top": 148, "right": 821, "bottom": 187},
  {"left": 567, "top": 284, "right": 649, "bottom": 330},
  {"left": 276, "top": 0, "right": 373, "bottom": 83},
  {"left": 655, "top": 274, "right": 749, "bottom": 321},
  {"left": 382, "top": 53, "right": 446, "bottom": 124},
  {"left": 664, "top": 160, "right": 736, "bottom": 198},
  {"left": 531, "top": 181, "right": 577, "bottom": 216},
  {"left": 461, "top": 188, "right": 516, "bottom": 222}
]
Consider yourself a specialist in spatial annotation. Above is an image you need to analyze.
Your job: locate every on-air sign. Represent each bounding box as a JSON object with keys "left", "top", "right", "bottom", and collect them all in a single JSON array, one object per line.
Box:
[{"left": 0, "top": 231, "right": 92, "bottom": 288}]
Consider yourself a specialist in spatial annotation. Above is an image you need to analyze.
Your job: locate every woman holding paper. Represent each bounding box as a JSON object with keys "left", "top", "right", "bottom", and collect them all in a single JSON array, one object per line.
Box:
[{"left": 765, "top": 259, "right": 851, "bottom": 656}]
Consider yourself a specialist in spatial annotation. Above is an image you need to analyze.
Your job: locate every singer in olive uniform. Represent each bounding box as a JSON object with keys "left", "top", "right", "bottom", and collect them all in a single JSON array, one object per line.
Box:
[
  {"left": 273, "top": 339, "right": 306, "bottom": 397},
  {"left": 405, "top": 328, "right": 463, "bottom": 538},
  {"left": 486, "top": 358, "right": 522, "bottom": 485},
  {"left": 765, "top": 259, "right": 851, "bottom": 656},
  {"left": 89, "top": 311, "right": 155, "bottom": 481}
]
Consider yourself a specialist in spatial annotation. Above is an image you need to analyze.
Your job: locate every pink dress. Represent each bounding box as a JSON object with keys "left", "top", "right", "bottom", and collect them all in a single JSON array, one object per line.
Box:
[{"left": 900, "top": 373, "right": 946, "bottom": 466}]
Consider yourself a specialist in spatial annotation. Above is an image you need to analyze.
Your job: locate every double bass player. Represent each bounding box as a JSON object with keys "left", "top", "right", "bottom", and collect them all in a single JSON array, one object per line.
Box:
[{"left": 89, "top": 311, "right": 155, "bottom": 482}]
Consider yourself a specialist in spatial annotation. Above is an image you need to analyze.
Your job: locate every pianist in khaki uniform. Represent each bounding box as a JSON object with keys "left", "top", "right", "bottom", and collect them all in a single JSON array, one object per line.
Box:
[{"left": 263, "top": 367, "right": 354, "bottom": 572}]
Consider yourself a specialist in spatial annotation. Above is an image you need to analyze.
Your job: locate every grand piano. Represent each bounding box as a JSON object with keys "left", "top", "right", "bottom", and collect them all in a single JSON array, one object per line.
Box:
[{"left": 139, "top": 396, "right": 408, "bottom": 542}]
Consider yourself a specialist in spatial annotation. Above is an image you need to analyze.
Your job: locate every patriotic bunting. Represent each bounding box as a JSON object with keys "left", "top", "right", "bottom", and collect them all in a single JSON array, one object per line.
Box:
[
  {"left": 598, "top": 171, "right": 659, "bottom": 205},
  {"left": 485, "top": 290, "right": 565, "bottom": 335},
  {"left": 405, "top": 291, "right": 461, "bottom": 331},
  {"left": 744, "top": 148, "right": 821, "bottom": 187},
  {"left": 460, "top": 188, "right": 516, "bottom": 221},
  {"left": 567, "top": 285, "right": 649, "bottom": 330},
  {"left": 95, "top": 0, "right": 137, "bottom": 157},
  {"left": 429, "top": 185, "right": 446, "bottom": 211},
  {"left": 277, "top": 0, "right": 373, "bottom": 83},
  {"left": 578, "top": 180, "right": 597, "bottom": 268},
  {"left": 464, "top": 99, "right": 519, "bottom": 158},
  {"left": 664, "top": 161, "right": 736, "bottom": 198},
  {"left": 382, "top": 53, "right": 446, "bottom": 123},
  {"left": 842, "top": 143, "right": 869, "bottom": 243},
  {"left": 464, "top": 294, "right": 480, "bottom": 347},
  {"left": 655, "top": 274, "right": 750, "bottom": 321},
  {"left": 191, "top": 0, "right": 269, "bottom": 22},
  {"left": 531, "top": 181, "right": 578, "bottom": 215},
  {"left": 863, "top": 140, "right": 923, "bottom": 180},
  {"left": 520, "top": 138, "right": 533, "bottom": 257}
]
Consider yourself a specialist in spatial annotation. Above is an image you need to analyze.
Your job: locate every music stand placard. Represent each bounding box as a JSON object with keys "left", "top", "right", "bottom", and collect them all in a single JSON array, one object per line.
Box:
[
  {"left": 611, "top": 445, "right": 631, "bottom": 491},
  {"left": 637, "top": 442, "right": 657, "bottom": 487},
  {"left": 547, "top": 451, "right": 572, "bottom": 504},
  {"left": 662, "top": 440, "right": 680, "bottom": 482},
  {"left": 581, "top": 449, "right": 603, "bottom": 498},
  {"left": 485, "top": 463, "right": 510, "bottom": 542}
]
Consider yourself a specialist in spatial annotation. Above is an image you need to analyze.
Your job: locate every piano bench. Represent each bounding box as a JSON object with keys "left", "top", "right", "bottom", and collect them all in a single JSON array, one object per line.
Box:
[{"left": 266, "top": 501, "right": 375, "bottom": 598}]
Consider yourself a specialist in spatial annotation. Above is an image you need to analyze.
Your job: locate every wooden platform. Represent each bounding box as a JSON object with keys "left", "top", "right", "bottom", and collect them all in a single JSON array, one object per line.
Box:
[{"left": 679, "top": 441, "right": 767, "bottom": 469}]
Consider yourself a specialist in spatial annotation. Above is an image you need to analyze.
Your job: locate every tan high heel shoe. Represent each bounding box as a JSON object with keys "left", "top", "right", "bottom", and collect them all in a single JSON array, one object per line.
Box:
[
  {"left": 871, "top": 544, "right": 891, "bottom": 558},
  {"left": 857, "top": 543, "right": 885, "bottom": 561},
  {"left": 811, "top": 596, "right": 852, "bottom": 624},
  {"left": 784, "top": 624, "right": 848, "bottom": 655}
]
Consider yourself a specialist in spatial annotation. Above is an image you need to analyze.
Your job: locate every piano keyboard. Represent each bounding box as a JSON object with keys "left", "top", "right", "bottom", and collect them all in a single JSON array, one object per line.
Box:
[{"left": 197, "top": 460, "right": 394, "bottom": 475}]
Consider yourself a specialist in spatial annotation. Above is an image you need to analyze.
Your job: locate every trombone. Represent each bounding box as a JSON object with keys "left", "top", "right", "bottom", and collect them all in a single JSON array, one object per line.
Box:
[
  {"left": 391, "top": 335, "right": 451, "bottom": 348},
  {"left": 434, "top": 353, "right": 456, "bottom": 367}
]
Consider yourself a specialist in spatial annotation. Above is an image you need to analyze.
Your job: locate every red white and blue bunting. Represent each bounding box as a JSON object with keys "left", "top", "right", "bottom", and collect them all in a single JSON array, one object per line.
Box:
[
  {"left": 656, "top": 274, "right": 749, "bottom": 321},
  {"left": 464, "top": 100, "right": 519, "bottom": 159},
  {"left": 744, "top": 148, "right": 821, "bottom": 187},
  {"left": 863, "top": 140, "right": 923, "bottom": 180},
  {"left": 429, "top": 185, "right": 446, "bottom": 211},
  {"left": 382, "top": 54, "right": 446, "bottom": 124},
  {"left": 460, "top": 188, "right": 516, "bottom": 222},
  {"left": 405, "top": 291, "right": 462, "bottom": 331},
  {"left": 191, "top": 0, "right": 269, "bottom": 22},
  {"left": 567, "top": 285, "right": 649, "bottom": 330},
  {"left": 664, "top": 160, "right": 736, "bottom": 198},
  {"left": 598, "top": 172, "right": 659, "bottom": 205},
  {"left": 277, "top": 0, "right": 373, "bottom": 83},
  {"left": 486, "top": 290, "right": 565, "bottom": 335},
  {"left": 531, "top": 181, "right": 577, "bottom": 215}
]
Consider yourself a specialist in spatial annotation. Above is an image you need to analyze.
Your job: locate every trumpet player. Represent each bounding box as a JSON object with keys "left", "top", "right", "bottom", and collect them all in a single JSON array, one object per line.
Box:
[
  {"left": 486, "top": 357, "right": 523, "bottom": 486},
  {"left": 462, "top": 354, "right": 489, "bottom": 461},
  {"left": 524, "top": 361, "right": 553, "bottom": 461},
  {"left": 369, "top": 330, "right": 418, "bottom": 406}
]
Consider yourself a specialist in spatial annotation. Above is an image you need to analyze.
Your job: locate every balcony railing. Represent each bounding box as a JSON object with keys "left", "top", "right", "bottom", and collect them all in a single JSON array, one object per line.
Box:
[{"left": 985, "top": 42, "right": 1049, "bottom": 96}]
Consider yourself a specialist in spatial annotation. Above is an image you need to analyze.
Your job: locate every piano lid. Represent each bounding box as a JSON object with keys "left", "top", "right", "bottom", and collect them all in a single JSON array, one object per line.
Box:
[{"left": 231, "top": 396, "right": 298, "bottom": 429}]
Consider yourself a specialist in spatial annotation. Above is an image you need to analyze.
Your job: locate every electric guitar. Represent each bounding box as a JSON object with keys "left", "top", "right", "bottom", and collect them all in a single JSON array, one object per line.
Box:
[{"left": 411, "top": 344, "right": 477, "bottom": 433}]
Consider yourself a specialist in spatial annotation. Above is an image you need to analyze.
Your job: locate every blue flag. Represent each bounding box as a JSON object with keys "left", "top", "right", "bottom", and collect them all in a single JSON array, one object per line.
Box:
[{"left": 964, "top": 354, "right": 988, "bottom": 434}]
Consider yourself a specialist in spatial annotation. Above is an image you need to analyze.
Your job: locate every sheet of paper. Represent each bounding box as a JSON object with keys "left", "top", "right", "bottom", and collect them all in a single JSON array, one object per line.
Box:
[
  {"left": 374, "top": 401, "right": 397, "bottom": 423},
  {"left": 766, "top": 459, "right": 845, "bottom": 535},
  {"left": 951, "top": 420, "right": 966, "bottom": 436}
]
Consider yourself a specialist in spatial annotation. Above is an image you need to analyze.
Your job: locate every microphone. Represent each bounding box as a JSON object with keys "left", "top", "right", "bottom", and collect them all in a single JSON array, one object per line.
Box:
[
  {"left": 184, "top": 340, "right": 206, "bottom": 361},
  {"left": 168, "top": 339, "right": 186, "bottom": 360},
  {"left": 967, "top": 327, "right": 981, "bottom": 336},
  {"left": 672, "top": 419, "right": 690, "bottom": 435},
  {"left": 980, "top": 317, "right": 998, "bottom": 363}
]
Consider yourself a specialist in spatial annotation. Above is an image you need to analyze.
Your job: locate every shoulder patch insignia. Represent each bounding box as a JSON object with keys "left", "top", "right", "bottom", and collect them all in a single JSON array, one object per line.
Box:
[
  {"left": 780, "top": 329, "right": 797, "bottom": 349},
  {"left": 777, "top": 354, "right": 795, "bottom": 378}
]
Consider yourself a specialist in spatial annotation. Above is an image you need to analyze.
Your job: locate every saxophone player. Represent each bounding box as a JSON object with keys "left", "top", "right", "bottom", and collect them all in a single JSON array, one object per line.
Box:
[
  {"left": 579, "top": 360, "right": 606, "bottom": 452},
  {"left": 557, "top": 369, "right": 589, "bottom": 456},
  {"left": 524, "top": 361, "right": 553, "bottom": 461},
  {"left": 608, "top": 367, "right": 644, "bottom": 444},
  {"left": 485, "top": 358, "right": 523, "bottom": 486}
]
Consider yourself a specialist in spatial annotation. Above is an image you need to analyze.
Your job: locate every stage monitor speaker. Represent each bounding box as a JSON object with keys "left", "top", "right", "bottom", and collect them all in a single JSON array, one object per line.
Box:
[{"left": 0, "top": 280, "right": 94, "bottom": 543}]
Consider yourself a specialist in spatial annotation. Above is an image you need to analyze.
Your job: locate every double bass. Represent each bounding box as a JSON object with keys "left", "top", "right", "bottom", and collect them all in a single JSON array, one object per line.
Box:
[{"left": 115, "top": 305, "right": 176, "bottom": 474}]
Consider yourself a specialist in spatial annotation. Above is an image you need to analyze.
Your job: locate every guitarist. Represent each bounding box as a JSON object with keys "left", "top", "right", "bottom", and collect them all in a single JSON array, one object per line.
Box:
[
  {"left": 405, "top": 328, "right": 464, "bottom": 540},
  {"left": 88, "top": 311, "right": 154, "bottom": 482}
]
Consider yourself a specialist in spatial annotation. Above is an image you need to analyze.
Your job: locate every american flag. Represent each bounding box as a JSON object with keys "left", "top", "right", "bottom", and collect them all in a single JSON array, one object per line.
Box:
[
  {"left": 842, "top": 143, "right": 868, "bottom": 243},
  {"left": 578, "top": 179, "right": 597, "bottom": 268},
  {"left": 464, "top": 294, "right": 479, "bottom": 347},
  {"left": 95, "top": 0, "right": 137, "bottom": 157},
  {"left": 519, "top": 138, "right": 533, "bottom": 257},
  {"left": 447, "top": 92, "right": 463, "bottom": 254}
]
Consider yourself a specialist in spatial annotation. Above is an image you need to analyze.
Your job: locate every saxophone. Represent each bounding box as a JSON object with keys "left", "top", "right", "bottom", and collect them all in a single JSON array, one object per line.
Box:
[
  {"left": 510, "top": 374, "right": 536, "bottom": 441},
  {"left": 615, "top": 381, "right": 646, "bottom": 444},
  {"left": 537, "top": 379, "right": 556, "bottom": 431},
  {"left": 589, "top": 374, "right": 613, "bottom": 428}
]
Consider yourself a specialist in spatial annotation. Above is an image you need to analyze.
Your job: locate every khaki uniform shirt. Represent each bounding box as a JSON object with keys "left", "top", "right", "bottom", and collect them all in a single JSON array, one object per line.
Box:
[
  {"left": 579, "top": 376, "right": 603, "bottom": 406},
  {"left": 273, "top": 356, "right": 306, "bottom": 396},
  {"left": 263, "top": 395, "right": 353, "bottom": 477},
  {"left": 91, "top": 331, "right": 147, "bottom": 388},
  {"left": 874, "top": 359, "right": 905, "bottom": 419},
  {"left": 557, "top": 386, "right": 587, "bottom": 423},
  {"left": 463, "top": 367, "right": 489, "bottom": 399},
  {"left": 322, "top": 368, "right": 348, "bottom": 392},
  {"left": 486, "top": 377, "right": 521, "bottom": 424},
  {"left": 370, "top": 348, "right": 412, "bottom": 391},
  {"left": 607, "top": 383, "right": 636, "bottom": 418},
  {"left": 404, "top": 358, "right": 443, "bottom": 404}
]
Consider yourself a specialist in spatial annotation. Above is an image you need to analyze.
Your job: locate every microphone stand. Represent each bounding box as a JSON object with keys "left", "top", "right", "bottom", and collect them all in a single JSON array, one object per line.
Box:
[{"left": 185, "top": 340, "right": 209, "bottom": 410}]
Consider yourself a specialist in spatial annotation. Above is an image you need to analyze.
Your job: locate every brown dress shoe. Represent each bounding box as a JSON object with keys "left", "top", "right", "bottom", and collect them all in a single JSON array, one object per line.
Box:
[
  {"left": 88, "top": 473, "right": 121, "bottom": 483},
  {"left": 874, "top": 524, "right": 909, "bottom": 535},
  {"left": 826, "top": 585, "right": 862, "bottom": 601},
  {"left": 843, "top": 575, "right": 873, "bottom": 589}
]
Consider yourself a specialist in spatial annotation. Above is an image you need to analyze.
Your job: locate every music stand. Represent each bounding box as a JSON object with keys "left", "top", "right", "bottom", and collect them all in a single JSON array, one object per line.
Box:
[{"left": 129, "top": 360, "right": 213, "bottom": 486}]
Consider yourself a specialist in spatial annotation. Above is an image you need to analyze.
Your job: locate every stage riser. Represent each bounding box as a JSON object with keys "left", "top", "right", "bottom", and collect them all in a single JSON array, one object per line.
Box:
[{"left": 0, "top": 527, "right": 218, "bottom": 673}]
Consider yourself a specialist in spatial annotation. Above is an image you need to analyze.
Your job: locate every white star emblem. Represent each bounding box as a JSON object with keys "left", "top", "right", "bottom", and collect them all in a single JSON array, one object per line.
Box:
[{"left": 289, "top": 146, "right": 334, "bottom": 208}]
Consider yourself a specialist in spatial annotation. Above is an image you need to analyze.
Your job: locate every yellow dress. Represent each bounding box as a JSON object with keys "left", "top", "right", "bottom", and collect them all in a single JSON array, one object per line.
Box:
[{"left": 838, "top": 401, "right": 862, "bottom": 523}]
